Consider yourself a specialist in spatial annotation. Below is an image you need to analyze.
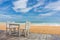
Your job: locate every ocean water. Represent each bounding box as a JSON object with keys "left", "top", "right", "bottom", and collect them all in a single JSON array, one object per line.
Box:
[
  {"left": 16, "top": 21, "right": 60, "bottom": 26},
  {"left": 17, "top": 21, "right": 59, "bottom": 23},
  {"left": 0, "top": 21, "right": 60, "bottom": 26}
]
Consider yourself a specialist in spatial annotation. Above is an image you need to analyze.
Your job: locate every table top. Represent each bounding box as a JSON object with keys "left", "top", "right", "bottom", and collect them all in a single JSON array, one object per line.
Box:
[{"left": 6, "top": 23, "right": 20, "bottom": 28}]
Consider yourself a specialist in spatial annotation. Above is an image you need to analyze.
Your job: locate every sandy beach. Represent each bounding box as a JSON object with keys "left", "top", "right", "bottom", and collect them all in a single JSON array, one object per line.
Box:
[{"left": 0, "top": 22, "right": 60, "bottom": 35}]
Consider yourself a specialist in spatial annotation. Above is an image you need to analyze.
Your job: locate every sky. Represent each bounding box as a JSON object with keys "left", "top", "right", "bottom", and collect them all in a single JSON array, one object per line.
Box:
[{"left": 0, "top": 0, "right": 60, "bottom": 23}]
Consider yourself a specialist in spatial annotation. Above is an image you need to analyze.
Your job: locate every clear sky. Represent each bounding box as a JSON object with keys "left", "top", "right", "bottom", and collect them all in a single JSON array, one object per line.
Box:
[{"left": 0, "top": 0, "right": 60, "bottom": 23}]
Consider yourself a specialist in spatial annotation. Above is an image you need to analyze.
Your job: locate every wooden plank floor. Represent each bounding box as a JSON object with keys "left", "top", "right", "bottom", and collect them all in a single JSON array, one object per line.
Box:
[{"left": 0, "top": 30, "right": 60, "bottom": 40}]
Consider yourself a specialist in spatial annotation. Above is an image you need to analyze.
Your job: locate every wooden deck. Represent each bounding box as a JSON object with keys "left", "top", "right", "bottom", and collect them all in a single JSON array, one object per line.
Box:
[{"left": 0, "top": 30, "right": 60, "bottom": 40}]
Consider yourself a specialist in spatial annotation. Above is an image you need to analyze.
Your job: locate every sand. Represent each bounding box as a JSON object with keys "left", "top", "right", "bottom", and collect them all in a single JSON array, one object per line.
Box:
[{"left": 0, "top": 22, "right": 60, "bottom": 35}]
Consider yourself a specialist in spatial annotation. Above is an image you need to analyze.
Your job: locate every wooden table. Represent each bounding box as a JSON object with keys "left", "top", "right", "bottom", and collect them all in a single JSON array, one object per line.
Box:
[{"left": 6, "top": 23, "right": 20, "bottom": 37}]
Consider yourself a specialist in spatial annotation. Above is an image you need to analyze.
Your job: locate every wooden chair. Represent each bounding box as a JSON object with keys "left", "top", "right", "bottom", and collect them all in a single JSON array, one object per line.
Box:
[{"left": 21, "top": 21, "right": 31, "bottom": 37}]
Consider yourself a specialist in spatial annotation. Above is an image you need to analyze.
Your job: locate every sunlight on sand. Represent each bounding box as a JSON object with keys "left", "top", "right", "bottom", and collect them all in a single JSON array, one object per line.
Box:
[{"left": 0, "top": 22, "right": 60, "bottom": 35}]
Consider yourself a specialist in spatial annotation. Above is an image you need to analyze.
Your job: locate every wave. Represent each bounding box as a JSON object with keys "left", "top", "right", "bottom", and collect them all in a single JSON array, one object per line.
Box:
[{"left": 31, "top": 23, "right": 60, "bottom": 26}]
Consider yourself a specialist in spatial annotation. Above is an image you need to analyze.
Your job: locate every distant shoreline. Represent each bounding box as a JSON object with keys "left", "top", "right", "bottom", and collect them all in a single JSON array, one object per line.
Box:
[{"left": 0, "top": 22, "right": 60, "bottom": 26}]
